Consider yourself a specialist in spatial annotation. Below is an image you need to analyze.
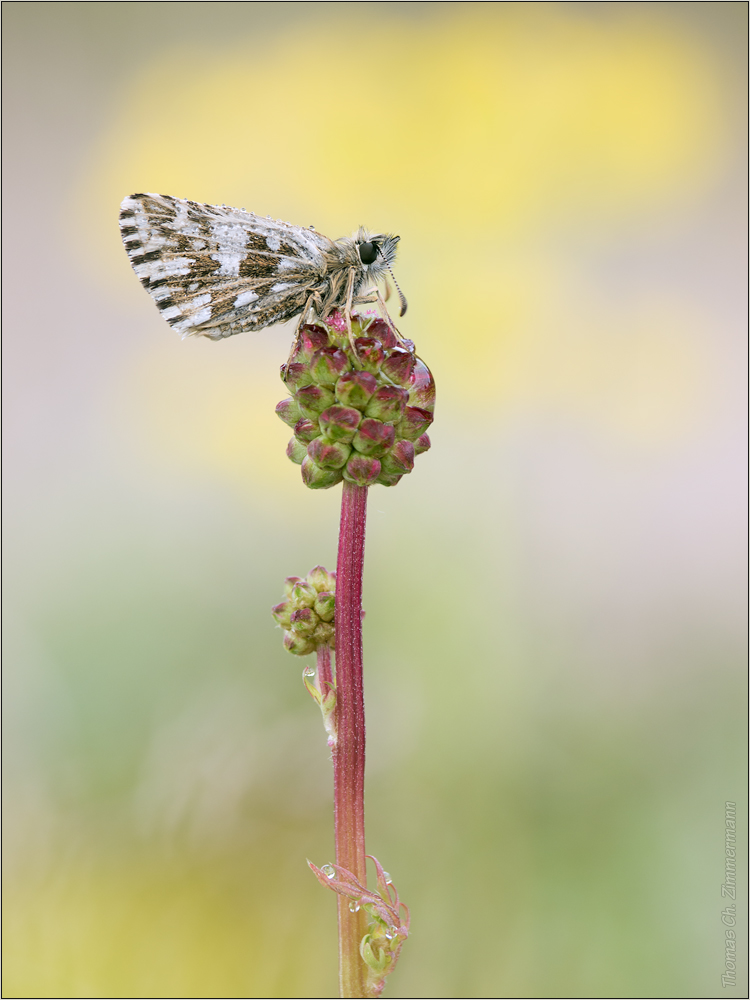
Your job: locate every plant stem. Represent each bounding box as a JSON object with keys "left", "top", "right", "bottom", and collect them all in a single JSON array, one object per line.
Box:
[
  {"left": 334, "top": 480, "right": 369, "bottom": 998},
  {"left": 317, "top": 643, "right": 334, "bottom": 703}
]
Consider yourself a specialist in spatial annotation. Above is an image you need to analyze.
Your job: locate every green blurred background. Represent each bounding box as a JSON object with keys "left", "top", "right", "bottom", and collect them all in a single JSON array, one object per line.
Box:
[{"left": 3, "top": 3, "right": 746, "bottom": 997}]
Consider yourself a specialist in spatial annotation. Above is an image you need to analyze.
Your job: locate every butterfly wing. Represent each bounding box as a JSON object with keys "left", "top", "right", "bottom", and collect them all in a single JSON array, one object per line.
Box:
[{"left": 119, "top": 193, "right": 332, "bottom": 338}]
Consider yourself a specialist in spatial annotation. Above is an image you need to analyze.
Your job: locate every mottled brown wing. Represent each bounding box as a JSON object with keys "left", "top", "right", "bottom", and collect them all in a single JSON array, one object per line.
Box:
[{"left": 119, "top": 193, "right": 332, "bottom": 339}]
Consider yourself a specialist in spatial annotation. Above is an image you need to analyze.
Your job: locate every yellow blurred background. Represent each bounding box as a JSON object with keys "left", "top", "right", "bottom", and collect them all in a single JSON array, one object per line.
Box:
[{"left": 3, "top": 3, "right": 746, "bottom": 997}]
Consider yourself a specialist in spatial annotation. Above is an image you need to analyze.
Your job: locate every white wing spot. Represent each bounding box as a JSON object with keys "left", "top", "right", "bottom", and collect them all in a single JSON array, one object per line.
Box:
[
  {"left": 190, "top": 305, "right": 212, "bottom": 325},
  {"left": 209, "top": 222, "right": 250, "bottom": 277},
  {"left": 174, "top": 292, "right": 211, "bottom": 336},
  {"left": 210, "top": 252, "right": 242, "bottom": 277},
  {"left": 133, "top": 256, "right": 192, "bottom": 281},
  {"left": 172, "top": 293, "right": 212, "bottom": 333},
  {"left": 235, "top": 289, "right": 259, "bottom": 307}
]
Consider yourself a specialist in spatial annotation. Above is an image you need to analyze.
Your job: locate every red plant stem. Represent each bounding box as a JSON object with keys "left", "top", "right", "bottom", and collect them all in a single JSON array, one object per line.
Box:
[
  {"left": 334, "top": 481, "right": 369, "bottom": 998},
  {"left": 317, "top": 643, "right": 333, "bottom": 700}
]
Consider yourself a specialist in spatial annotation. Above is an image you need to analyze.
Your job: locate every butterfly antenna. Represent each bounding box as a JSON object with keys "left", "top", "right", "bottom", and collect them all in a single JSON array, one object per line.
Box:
[{"left": 384, "top": 262, "right": 408, "bottom": 317}]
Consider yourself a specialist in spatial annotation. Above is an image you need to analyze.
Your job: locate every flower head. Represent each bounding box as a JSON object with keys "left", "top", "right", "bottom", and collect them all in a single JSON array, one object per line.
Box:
[
  {"left": 276, "top": 315, "right": 435, "bottom": 490},
  {"left": 272, "top": 565, "right": 337, "bottom": 656}
]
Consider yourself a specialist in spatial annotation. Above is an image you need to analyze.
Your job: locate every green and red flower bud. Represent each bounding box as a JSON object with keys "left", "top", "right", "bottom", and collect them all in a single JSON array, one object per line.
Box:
[
  {"left": 364, "top": 386, "right": 409, "bottom": 423},
  {"left": 380, "top": 439, "right": 415, "bottom": 476},
  {"left": 376, "top": 472, "right": 403, "bottom": 487},
  {"left": 282, "top": 362, "right": 314, "bottom": 390},
  {"left": 308, "top": 437, "right": 352, "bottom": 470},
  {"left": 312, "top": 622, "right": 335, "bottom": 646},
  {"left": 344, "top": 454, "right": 382, "bottom": 486},
  {"left": 399, "top": 406, "right": 433, "bottom": 441},
  {"left": 353, "top": 337, "right": 385, "bottom": 373},
  {"left": 271, "top": 601, "right": 293, "bottom": 628},
  {"left": 294, "top": 418, "right": 319, "bottom": 444},
  {"left": 319, "top": 405, "right": 361, "bottom": 443},
  {"left": 276, "top": 397, "right": 302, "bottom": 427},
  {"left": 414, "top": 433, "right": 431, "bottom": 455},
  {"left": 307, "top": 565, "right": 336, "bottom": 593},
  {"left": 296, "top": 384, "right": 337, "bottom": 419},
  {"left": 297, "top": 324, "right": 330, "bottom": 359},
  {"left": 314, "top": 591, "right": 336, "bottom": 622},
  {"left": 310, "top": 346, "right": 350, "bottom": 386},
  {"left": 289, "top": 580, "right": 317, "bottom": 608},
  {"left": 353, "top": 418, "right": 395, "bottom": 457},
  {"left": 365, "top": 318, "right": 397, "bottom": 349},
  {"left": 408, "top": 358, "right": 436, "bottom": 412},
  {"left": 335, "top": 370, "right": 378, "bottom": 410},
  {"left": 380, "top": 347, "right": 415, "bottom": 386},
  {"left": 301, "top": 456, "right": 344, "bottom": 490},
  {"left": 290, "top": 607, "right": 317, "bottom": 635},
  {"left": 283, "top": 632, "right": 316, "bottom": 656},
  {"left": 286, "top": 438, "right": 307, "bottom": 465}
]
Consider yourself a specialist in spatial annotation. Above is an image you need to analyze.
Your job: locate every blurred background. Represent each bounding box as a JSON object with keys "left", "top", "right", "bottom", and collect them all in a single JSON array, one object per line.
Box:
[{"left": 3, "top": 3, "right": 746, "bottom": 997}]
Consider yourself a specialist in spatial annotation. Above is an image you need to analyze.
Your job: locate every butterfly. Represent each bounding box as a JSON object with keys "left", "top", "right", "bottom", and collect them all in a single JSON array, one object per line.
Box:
[{"left": 119, "top": 193, "right": 407, "bottom": 342}]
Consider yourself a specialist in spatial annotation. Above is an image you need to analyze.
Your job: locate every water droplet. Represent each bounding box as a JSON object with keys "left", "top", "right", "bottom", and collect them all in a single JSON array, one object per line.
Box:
[
  {"left": 321, "top": 864, "right": 336, "bottom": 879},
  {"left": 349, "top": 899, "right": 361, "bottom": 913},
  {"left": 382, "top": 871, "right": 392, "bottom": 884},
  {"left": 303, "top": 665, "right": 316, "bottom": 678},
  {"left": 385, "top": 930, "right": 394, "bottom": 940}
]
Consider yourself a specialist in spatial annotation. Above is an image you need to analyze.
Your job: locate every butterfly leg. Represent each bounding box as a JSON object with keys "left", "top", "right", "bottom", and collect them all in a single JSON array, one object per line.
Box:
[
  {"left": 372, "top": 287, "right": 407, "bottom": 344},
  {"left": 350, "top": 287, "right": 405, "bottom": 344},
  {"left": 283, "top": 293, "right": 324, "bottom": 375},
  {"left": 344, "top": 268, "right": 358, "bottom": 354}
]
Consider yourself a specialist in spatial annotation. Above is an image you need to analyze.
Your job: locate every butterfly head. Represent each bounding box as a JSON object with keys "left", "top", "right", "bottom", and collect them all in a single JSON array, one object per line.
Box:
[
  {"left": 354, "top": 228, "right": 407, "bottom": 316},
  {"left": 356, "top": 230, "right": 399, "bottom": 267}
]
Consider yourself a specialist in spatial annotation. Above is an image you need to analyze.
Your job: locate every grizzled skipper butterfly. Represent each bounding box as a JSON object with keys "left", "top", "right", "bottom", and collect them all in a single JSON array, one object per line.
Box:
[{"left": 119, "top": 193, "right": 407, "bottom": 343}]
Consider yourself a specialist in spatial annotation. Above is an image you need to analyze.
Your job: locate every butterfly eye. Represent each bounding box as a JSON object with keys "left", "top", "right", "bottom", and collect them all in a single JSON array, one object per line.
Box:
[{"left": 358, "top": 241, "right": 379, "bottom": 265}]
